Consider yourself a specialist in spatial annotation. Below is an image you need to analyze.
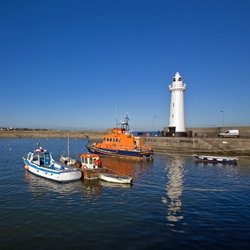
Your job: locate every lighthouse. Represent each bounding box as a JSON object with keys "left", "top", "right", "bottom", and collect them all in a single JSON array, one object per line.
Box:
[{"left": 167, "top": 72, "right": 187, "bottom": 137}]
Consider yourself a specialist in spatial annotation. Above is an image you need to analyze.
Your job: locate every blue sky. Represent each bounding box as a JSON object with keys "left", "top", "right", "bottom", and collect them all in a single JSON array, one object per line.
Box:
[{"left": 1, "top": 0, "right": 250, "bottom": 131}]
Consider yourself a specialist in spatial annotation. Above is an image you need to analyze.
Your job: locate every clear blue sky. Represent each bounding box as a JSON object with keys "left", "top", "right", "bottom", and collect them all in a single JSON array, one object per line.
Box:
[{"left": 1, "top": 0, "right": 250, "bottom": 131}]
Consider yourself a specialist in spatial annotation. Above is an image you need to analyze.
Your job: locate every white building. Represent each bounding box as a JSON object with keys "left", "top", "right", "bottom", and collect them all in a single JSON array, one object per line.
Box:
[{"left": 168, "top": 72, "right": 187, "bottom": 137}]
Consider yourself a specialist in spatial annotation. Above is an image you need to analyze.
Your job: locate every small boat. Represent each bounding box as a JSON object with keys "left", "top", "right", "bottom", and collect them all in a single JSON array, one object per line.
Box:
[
  {"left": 99, "top": 174, "right": 133, "bottom": 184},
  {"left": 85, "top": 114, "right": 154, "bottom": 160},
  {"left": 59, "top": 133, "right": 82, "bottom": 167},
  {"left": 23, "top": 144, "right": 82, "bottom": 182},
  {"left": 60, "top": 153, "right": 108, "bottom": 180},
  {"left": 193, "top": 154, "right": 238, "bottom": 164}
]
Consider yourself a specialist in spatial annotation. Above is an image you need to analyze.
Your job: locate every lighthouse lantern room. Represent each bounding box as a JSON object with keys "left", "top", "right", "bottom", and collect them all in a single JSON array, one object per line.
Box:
[{"left": 167, "top": 72, "right": 187, "bottom": 137}]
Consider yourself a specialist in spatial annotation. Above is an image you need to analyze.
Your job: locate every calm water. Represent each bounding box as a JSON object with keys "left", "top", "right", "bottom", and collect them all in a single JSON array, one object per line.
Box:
[{"left": 1, "top": 138, "right": 250, "bottom": 250}]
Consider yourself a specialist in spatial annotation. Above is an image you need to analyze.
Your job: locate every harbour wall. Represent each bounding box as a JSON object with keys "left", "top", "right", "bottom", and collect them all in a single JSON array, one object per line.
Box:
[
  {"left": 163, "top": 126, "right": 250, "bottom": 138},
  {"left": 0, "top": 130, "right": 105, "bottom": 140},
  {"left": 144, "top": 137, "right": 250, "bottom": 156},
  {"left": 1, "top": 128, "right": 250, "bottom": 156}
]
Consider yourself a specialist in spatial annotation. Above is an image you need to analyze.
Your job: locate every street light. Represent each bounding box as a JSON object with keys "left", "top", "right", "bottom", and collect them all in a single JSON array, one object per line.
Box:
[
  {"left": 220, "top": 110, "right": 224, "bottom": 131},
  {"left": 153, "top": 116, "right": 156, "bottom": 136}
]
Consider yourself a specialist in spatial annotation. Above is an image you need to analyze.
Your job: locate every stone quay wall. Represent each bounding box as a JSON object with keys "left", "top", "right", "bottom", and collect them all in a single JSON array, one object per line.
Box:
[
  {"left": 144, "top": 137, "right": 250, "bottom": 156},
  {"left": 1, "top": 128, "right": 250, "bottom": 156},
  {"left": 163, "top": 126, "right": 250, "bottom": 138},
  {"left": 0, "top": 130, "right": 106, "bottom": 140}
]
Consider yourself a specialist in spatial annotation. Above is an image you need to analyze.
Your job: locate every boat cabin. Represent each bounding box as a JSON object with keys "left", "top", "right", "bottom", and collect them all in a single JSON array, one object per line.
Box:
[
  {"left": 78, "top": 153, "right": 102, "bottom": 169},
  {"left": 27, "top": 150, "right": 51, "bottom": 166},
  {"left": 95, "top": 129, "right": 147, "bottom": 151}
]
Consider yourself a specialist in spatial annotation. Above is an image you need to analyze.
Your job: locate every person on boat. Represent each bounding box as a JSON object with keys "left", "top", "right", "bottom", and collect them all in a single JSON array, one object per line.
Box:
[{"left": 94, "top": 159, "right": 102, "bottom": 168}]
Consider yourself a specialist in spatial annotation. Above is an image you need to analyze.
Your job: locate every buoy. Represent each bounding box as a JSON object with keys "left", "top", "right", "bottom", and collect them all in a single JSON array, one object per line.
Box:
[{"left": 24, "top": 164, "right": 29, "bottom": 170}]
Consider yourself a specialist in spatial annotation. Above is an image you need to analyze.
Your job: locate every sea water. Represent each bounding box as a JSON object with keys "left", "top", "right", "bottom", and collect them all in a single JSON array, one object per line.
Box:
[{"left": 0, "top": 138, "right": 250, "bottom": 250}]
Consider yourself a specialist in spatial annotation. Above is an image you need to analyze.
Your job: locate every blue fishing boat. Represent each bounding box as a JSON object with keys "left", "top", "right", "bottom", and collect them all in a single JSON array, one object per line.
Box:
[
  {"left": 193, "top": 154, "right": 238, "bottom": 164},
  {"left": 23, "top": 144, "right": 82, "bottom": 182}
]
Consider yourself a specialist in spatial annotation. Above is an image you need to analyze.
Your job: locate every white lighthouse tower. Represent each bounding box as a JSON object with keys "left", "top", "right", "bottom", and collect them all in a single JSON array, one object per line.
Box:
[{"left": 168, "top": 72, "right": 187, "bottom": 137}]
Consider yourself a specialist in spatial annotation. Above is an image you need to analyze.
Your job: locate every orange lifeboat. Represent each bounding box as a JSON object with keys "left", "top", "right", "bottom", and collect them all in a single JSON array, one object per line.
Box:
[{"left": 85, "top": 114, "right": 154, "bottom": 160}]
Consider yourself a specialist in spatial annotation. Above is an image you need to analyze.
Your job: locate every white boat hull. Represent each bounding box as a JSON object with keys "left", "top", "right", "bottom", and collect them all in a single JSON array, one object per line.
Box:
[
  {"left": 23, "top": 145, "right": 81, "bottom": 182},
  {"left": 99, "top": 174, "right": 133, "bottom": 184},
  {"left": 26, "top": 163, "right": 81, "bottom": 182}
]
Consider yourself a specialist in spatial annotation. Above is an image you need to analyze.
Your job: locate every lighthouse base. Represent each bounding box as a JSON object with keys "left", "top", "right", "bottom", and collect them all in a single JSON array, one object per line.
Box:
[
  {"left": 165, "top": 126, "right": 187, "bottom": 137},
  {"left": 166, "top": 131, "right": 188, "bottom": 137}
]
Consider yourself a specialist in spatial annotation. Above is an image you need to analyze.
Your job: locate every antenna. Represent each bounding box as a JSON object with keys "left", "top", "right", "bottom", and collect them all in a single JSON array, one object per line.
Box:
[
  {"left": 115, "top": 104, "right": 118, "bottom": 126},
  {"left": 67, "top": 130, "right": 70, "bottom": 157}
]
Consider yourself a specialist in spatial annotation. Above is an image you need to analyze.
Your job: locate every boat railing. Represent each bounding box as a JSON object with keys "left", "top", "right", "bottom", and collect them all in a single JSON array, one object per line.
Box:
[
  {"left": 94, "top": 142, "right": 153, "bottom": 151},
  {"left": 119, "top": 145, "right": 135, "bottom": 150}
]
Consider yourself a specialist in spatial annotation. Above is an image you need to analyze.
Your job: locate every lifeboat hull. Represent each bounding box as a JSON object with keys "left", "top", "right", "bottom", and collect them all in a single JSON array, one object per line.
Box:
[{"left": 86, "top": 144, "right": 153, "bottom": 160}]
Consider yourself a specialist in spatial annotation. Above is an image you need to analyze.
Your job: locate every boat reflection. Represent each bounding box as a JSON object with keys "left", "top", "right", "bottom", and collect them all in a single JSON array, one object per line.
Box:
[
  {"left": 100, "top": 156, "right": 153, "bottom": 179},
  {"left": 99, "top": 180, "right": 133, "bottom": 189},
  {"left": 25, "top": 172, "right": 102, "bottom": 200},
  {"left": 164, "top": 156, "right": 184, "bottom": 223},
  {"left": 81, "top": 178, "right": 102, "bottom": 199},
  {"left": 194, "top": 160, "right": 237, "bottom": 166}
]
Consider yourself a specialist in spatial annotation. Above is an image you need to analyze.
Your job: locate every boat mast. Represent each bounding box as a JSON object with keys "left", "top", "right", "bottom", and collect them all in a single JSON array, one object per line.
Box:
[
  {"left": 67, "top": 131, "right": 70, "bottom": 157},
  {"left": 121, "top": 113, "right": 130, "bottom": 131}
]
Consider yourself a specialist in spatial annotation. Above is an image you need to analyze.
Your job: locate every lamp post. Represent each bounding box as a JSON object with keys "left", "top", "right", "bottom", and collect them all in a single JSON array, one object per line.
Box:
[
  {"left": 220, "top": 110, "right": 224, "bottom": 131},
  {"left": 153, "top": 116, "right": 156, "bottom": 136}
]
